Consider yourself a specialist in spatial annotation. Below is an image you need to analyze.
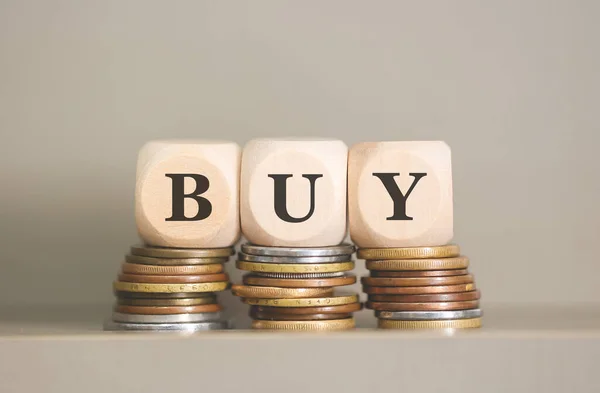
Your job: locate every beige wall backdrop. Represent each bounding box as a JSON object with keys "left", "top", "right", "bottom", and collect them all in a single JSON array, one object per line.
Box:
[{"left": 0, "top": 1, "right": 598, "bottom": 312}]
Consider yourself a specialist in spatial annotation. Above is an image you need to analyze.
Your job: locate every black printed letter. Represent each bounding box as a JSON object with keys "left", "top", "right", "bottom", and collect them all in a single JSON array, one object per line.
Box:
[
  {"left": 165, "top": 174, "right": 212, "bottom": 221},
  {"left": 372, "top": 173, "right": 427, "bottom": 220},
  {"left": 268, "top": 174, "right": 323, "bottom": 223}
]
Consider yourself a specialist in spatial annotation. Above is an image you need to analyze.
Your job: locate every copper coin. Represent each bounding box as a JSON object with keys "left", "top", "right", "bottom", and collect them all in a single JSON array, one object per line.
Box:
[
  {"left": 368, "top": 290, "right": 481, "bottom": 303},
  {"left": 366, "top": 300, "right": 479, "bottom": 311},
  {"left": 250, "top": 311, "right": 353, "bottom": 321},
  {"left": 121, "top": 263, "right": 223, "bottom": 275},
  {"left": 116, "top": 296, "right": 217, "bottom": 306},
  {"left": 361, "top": 274, "right": 474, "bottom": 287},
  {"left": 114, "top": 303, "right": 222, "bottom": 315},
  {"left": 242, "top": 273, "right": 357, "bottom": 288},
  {"left": 370, "top": 269, "right": 468, "bottom": 278},
  {"left": 115, "top": 291, "right": 215, "bottom": 299},
  {"left": 363, "top": 283, "right": 476, "bottom": 295},
  {"left": 251, "top": 303, "right": 363, "bottom": 315},
  {"left": 117, "top": 273, "right": 229, "bottom": 284}
]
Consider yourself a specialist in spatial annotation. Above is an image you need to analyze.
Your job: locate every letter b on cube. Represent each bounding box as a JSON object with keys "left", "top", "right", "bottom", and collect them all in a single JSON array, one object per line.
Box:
[
  {"left": 349, "top": 141, "right": 453, "bottom": 248},
  {"left": 241, "top": 139, "right": 348, "bottom": 247},
  {"left": 135, "top": 140, "right": 241, "bottom": 248}
]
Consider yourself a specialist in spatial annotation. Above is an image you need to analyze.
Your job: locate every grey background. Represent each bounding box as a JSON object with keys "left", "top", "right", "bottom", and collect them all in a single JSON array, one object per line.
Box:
[{"left": 0, "top": 0, "right": 598, "bottom": 320}]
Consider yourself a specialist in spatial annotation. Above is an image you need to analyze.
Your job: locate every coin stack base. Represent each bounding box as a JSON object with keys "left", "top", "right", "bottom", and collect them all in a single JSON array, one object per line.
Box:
[
  {"left": 105, "top": 245, "right": 233, "bottom": 332},
  {"left": 359, "top": 245, "right": 482, "bottom": 329},
  {"left": 233, "top": 243, "right": 361, "bottom": 331}
]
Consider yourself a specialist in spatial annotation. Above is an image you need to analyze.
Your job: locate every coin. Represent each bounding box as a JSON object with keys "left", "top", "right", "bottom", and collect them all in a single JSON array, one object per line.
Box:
[
  {"left": 115, "top": 291, "right": 216, "bottom": 299},
  {"left": 126, "top": 254, "right": 229, "bottom": 266},
  {"left": 378, "top": 318, "right": 482, "bottom": 329},
  {"left": 242, "top": 243, "right": 355, "bottom": 257},
  {"left": 251, "top": 272, "right": 346, "bottom": 279},
  {"left": 370, "top": 269, "right": 468, "bottom": 278},
  {"left": 117, "top": 296, "right": 217, "bottom": 306},
  {"left": 118, "top": 273, "right": 229, "bottom": 284},
  {"left": 361, "top": 274, "right": 474, "bottom": 287},
  {"left": 242, "top": 293, "right": 359, "bottom": 308},
  {"left": 236, "top": 261, "right": 354, "bottom": 273},
  {"left": 363, "top": 283, "right": 475, "bottom": 295},
  {"left": 376, "top": 308, "right": 483, "bottom": 320},
  {"left": 112, "top": 311, "right": 222, "bottom": 323},
  {"left": 250, "top": 311, "right": 353, "bottom": 321},
  {"left": 366, "top": 256, "right": 469, "bottom": 271},
  {"left": 115, "top": 304, "right": 222, "bottom": 314},
  {"left": 104, "top": 320, "right": 228, "bottom": 331},
  {"left": 368, "top": 290, "right": 481, "bottom": 303},
  {"left": 366, "top": 300, "right": 479, "bottom": 311},
  {"left": 130, "top": 245, "right": 234, "bottom": 259},
  {"left": 251, "top": 303, "right": 363, "bottom": 315},
  {"left": 231, "top": 285, "right": 334, "bottom": 299},
  {"left": 237, "top": 253, "right": 351, "bottom": 264},
  {"left": 121, "top": 263, "right": 224, "bottom": 275},
  {"left": 358, "top": 245, "right": 460, "bottom": 260},
  {"left": 252, "top": 318, "right": 355, "bottom": 331},
  {"left": 113, "top": 281, "right": 229, "bottom": 293},
  {"left": 243, "top": 273, "right": 356, "bottom": 288}
]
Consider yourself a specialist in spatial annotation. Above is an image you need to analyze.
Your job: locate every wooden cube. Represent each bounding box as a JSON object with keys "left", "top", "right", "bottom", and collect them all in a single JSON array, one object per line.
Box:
[
  {"left": 349, "top": 141, "right": 453, "bottom": 248},
  {"left": 241, "top": 138, "right": 347, "bottom": 247},
  {"left": 135, "top": 140, "right": 241, "bottom": 248}
]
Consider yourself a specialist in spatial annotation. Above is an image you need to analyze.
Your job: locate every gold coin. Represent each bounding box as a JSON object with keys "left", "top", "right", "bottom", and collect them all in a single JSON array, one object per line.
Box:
[
  {"left": 242, "top": 293, "right": 359, "bottom": 308},
  {"left": 378, "top": 317, "right": 482, "bottom": 329},
  {"left": 236, "top": 261, "right": 354, "bottom": 273},
  {"left": 358, "top": 245, "right": 460, "bottom": 260},
  {"left": 121, "top": 263, "right": 223, "bottom": 275},
  {"left": 252, "top": 318, "right": 355, "bottom": 331},
  {"left": 116, "top": 297, "right": 217, "bottom": 306},
  {"left": 366, "top": 256, "right": 469, "bottom": 271},
  {"left": 232, "top": 285, "right": 334, "bottom": 299},
  {"left": 113, "top": 281, "right": 229, "bottom": 293},
  {"left": 130, "top": 245, "right": 234, "bottom": 258}
]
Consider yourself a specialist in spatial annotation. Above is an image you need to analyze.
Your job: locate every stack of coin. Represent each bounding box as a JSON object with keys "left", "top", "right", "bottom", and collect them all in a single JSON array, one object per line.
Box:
[
  {"left": 104, "top": 245, "right": 233, "bottom": 332},
  {"left": 232, "top": 243, "right": 362, "bottom": 331},
  {"left": 359, "top": 244, "right": 482, "bottom": 329}
]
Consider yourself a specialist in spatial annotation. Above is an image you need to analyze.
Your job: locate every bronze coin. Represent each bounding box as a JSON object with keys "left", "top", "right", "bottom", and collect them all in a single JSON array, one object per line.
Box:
[
  {"left": 114, "top": 303, "right": 222, "bottom": 315},
  {"left": 251, "top": 302, "right": 363, "bottom": 315},
  {"left": 370, "top": 269, "right": 468, "bottom": 278},
  {"left": 361, "top": 274, "right": 474, "bottom": 287},
  {"left": 115, "top": 291, "right": 215, "bottom": 299},
  {"left": 368, "top": 290, "right": 481, "bottom": 303},
  {"left": 250, "top": 310, "right": 353, "bottom": 321},
  {"left": 116, "top": 296, "right": 217, "bottom": 306},
  {"left": 366, "top": 300, "right": 479, "bottom": 311},
  {"left": 242, "top": 273, "right": 357, "bottom": 288},
  {"left": 117, "top": 273, "right": 229, "bottom": 284},
  {"left": 363, "top": 283, "right": 476, "bottom": 295},
  {"left": 121, "top": 263, "right": 224, "bottom": 275}
]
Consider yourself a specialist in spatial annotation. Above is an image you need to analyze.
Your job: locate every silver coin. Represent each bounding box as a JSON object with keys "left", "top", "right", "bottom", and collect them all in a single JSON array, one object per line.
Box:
[
  {"left": 376, "top": 309, "right": 483, "bottom": 321},
  {"left": 104, "top": 320, "right": 228, "bottom": 332},
  {"left": 115, "top": 291, "right": 218, "bottom": 300},
  {"left": 249, "top": 272, "right": 346, "bottom": 279},
  {"left": 241, "top": 243, "right": 355, "bottom": 257},
  {"left": 125, "top": 254, "right": 229, "bottom": 266},
  {"left": 112, "top": 311, "right": 222, "bottom": 323},
  {"left": 237, "top": 252, "right": 351, "bottom": 264},
  {"left": 130, "top": 245, "right": 234, "bottom": 259}
]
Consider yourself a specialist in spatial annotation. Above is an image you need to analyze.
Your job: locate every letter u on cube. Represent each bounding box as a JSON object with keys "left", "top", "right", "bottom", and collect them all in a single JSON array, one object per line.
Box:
[{"left": 135, "top": 139, "right": 453, "bottom": 249}]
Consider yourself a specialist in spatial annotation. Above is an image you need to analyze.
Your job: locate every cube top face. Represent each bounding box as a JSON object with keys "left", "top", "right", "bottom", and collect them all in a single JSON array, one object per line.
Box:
[
  {"left": 349, "top": 141, "right": 453, "bottom": 248},
  {"left": 241, "top": 138, "right": 348, "bottom": 247},
  {"left": 135, "top": 140, "right": 241, "bottom": 248}
]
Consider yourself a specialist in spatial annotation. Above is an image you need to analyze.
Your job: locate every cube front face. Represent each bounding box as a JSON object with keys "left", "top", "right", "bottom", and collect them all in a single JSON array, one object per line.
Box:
[
  {"left": 349, "top": 141, "right": 453, "bottom": 248},
  {"left": 135, "top": 140, "right": 241, "bottom": 248},
  {"left": 241, "top": 139, "right": 348, "bottom": 247}
]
